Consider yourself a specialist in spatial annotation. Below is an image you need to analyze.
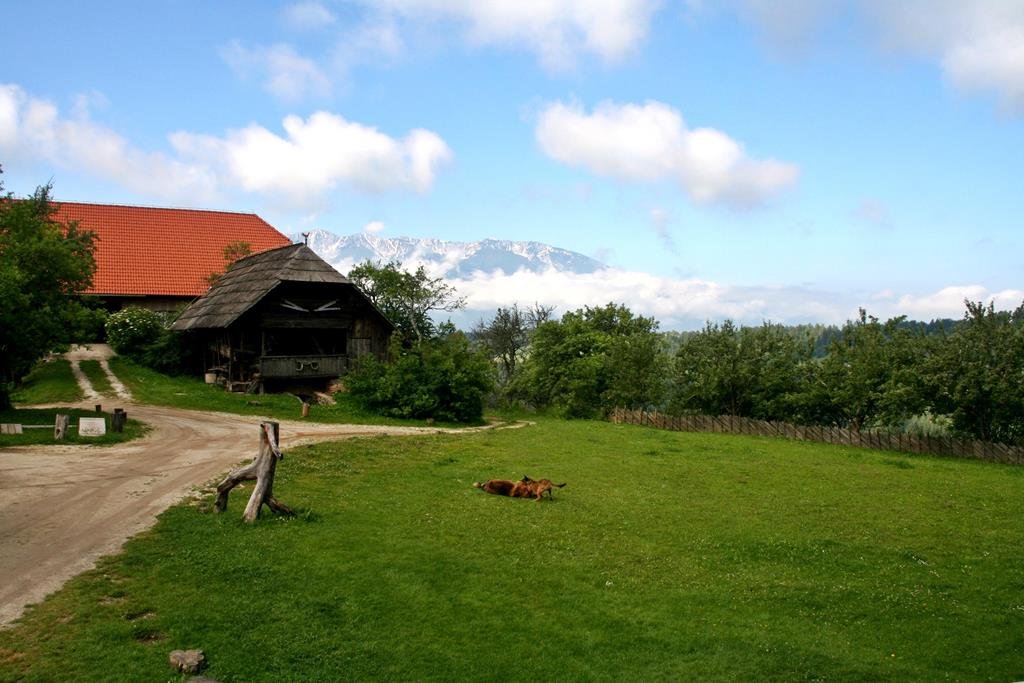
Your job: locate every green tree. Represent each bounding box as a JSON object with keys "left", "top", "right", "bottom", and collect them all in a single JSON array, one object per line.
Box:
[
  {"left": 0, "top": 180, "right": 97, "bottom": 408},
  {"left": 670, "top": 321, "right": 810, "bottom": 420},
  {"left": 806, "top": 311, "right": 928, "bottom": 430},
  {"left": 205, "top": 240, "right": 252, "bottom": 286},
  {"left": 928, "top": 300, "right": 1024, "bottom": 444},
  {"left": 348, "top": 260, "right": 465, "bottom": 345},
  {"left": 345, "top": 331, "right": 494, "bottom": 422},
  {"left": 516, "top": 303, "right": 666, "bottom": 417},
  {"left": 473, "top": 302, "right": 554, "bottom": 386}
]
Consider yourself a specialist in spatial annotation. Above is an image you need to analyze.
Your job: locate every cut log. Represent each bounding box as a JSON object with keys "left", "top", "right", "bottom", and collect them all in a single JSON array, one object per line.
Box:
[
  {"left": 54, "top": 414, "right": 69, "bottom": 440},
  {"left": 214, "top": 422, "right": 295, "bottom": 523}
]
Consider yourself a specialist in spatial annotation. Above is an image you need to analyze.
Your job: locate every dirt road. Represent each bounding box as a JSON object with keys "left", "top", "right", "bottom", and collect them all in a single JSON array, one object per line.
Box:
[{"left": 0, "top": 402, "right": 494, "bottom": 626}]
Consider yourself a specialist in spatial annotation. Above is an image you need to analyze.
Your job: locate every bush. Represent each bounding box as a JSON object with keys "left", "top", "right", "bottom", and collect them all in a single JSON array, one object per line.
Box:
[
  {"left": 106, "top": 307, "right": 163, "bottom": 357},
  {"left": 105, "top": 307, "right": 193, "bottom": 374},
  {"left": 346, "top": 333, "right": 495, "bottom": 423},
  {"left": 901, "top": 412, "right": 953, "bottom": 438}
]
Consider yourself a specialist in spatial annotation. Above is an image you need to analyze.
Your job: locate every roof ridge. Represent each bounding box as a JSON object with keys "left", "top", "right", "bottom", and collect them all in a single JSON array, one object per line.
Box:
[{"left": 52, "top": 200, "right": 266, "bottom": 218}]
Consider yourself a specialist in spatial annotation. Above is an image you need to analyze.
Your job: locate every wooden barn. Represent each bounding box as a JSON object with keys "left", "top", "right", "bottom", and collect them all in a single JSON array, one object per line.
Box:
[{"left": 171, "top": 243, "right": 393, "bottom": 392}]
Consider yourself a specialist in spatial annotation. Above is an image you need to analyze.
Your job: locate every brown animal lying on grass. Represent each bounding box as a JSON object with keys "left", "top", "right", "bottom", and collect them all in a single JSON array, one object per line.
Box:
[{"left": 473, "top": 476, "right": 567, "bottom": 501}]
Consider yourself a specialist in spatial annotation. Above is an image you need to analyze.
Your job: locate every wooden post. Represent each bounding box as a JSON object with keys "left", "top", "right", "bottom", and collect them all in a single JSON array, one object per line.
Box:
[
  {"left": 301, "top": 402, "right": 310, "bottom": 418},
  {"left": 94, "top": 404, "right": 102, "bottom": 413},
  {"left": 54, "top": 414, "right": 69, "bottom": 440},
  {"left": 111, "top": 408, "right": 126, "bottom": 433},
  {"left": 214, "top": 422, "right": 294, "bottom": 523}
]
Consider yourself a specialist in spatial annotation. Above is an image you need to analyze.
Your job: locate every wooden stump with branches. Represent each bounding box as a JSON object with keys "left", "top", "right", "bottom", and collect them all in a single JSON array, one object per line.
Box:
[{"left": 214, "top": 421, "right": 295, "bottom": 523}]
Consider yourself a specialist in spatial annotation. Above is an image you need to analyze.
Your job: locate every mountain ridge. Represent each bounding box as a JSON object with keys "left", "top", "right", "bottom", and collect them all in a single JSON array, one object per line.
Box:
[{"left": 289, "top": 229, "right": 608, "bottom": 278}]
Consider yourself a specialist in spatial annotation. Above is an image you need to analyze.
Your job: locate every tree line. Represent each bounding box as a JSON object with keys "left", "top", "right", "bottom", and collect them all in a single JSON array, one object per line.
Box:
[{"left": 473, "top": 301, "right": 1024, "bottom": 445}]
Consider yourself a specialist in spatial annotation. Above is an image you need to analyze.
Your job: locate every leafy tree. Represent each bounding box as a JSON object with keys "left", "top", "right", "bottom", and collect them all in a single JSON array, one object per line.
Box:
[
  {"left": 205, "top": 240, "right": 252, "bottom": 285},
  {"left": 345, "top": 331, "right": 494, "bottom": 422},
  {"left": 806, "top": 311, "right": 928, "bottom": 429},
  {"left": 473, "top": 302, "right": 554, "bottom": 384},
  {"left": 516, "top": 303, "right": 666, "bottom": 417},
  {"left": 348, "top": 260, "right": 465, "bottom": 345},
  {"left": 0, "top": 180, "right": 97, "bottom": 408},
  {"left": 928, "top": 300, "right": 1024, "bottom": 444},
  {"left": 670, "top": 321, "right": 810, "bottom": 420}
]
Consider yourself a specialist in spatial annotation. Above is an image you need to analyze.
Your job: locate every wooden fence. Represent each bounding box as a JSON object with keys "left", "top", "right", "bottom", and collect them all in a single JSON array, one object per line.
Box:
[{"left": 608, "top": 408, "right": 1024, "bottom": 466}]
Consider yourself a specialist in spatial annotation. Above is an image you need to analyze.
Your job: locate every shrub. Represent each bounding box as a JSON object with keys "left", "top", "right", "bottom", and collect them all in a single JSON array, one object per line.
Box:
[
  {"left": 901, "top": 412, "right": 953, "bottom": 438},
  {"left": 346, "top": 333, "right": 495, "bottom": 423},
  {"left": 105, "top": 307, "right": 193, "bottom": 374},
  {"left": 106, "top": 307, "right": 163, "bottom": 357}
]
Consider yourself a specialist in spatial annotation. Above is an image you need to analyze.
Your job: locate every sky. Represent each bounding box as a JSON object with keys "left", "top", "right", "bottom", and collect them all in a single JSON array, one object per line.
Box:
[{"left": 1, "top": 1, "right": 1022, "bottom": 329}]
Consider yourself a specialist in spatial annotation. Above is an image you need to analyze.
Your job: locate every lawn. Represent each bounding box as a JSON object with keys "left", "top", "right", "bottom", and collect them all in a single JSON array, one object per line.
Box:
[
  {"left": 0, "top": 408, "right": 148, "bottom": 447},
  {"left": 78, "top": 360, "right": 114, "bottom": 396},
  {"left": 1, "top": 420, "right": 1022, "bottom": 681},
  {"left": 9, "top": 359, "right": 81, "bottom": 405},
  {"left": 108, "top": 357, "right": 473, "bottom": 427}
]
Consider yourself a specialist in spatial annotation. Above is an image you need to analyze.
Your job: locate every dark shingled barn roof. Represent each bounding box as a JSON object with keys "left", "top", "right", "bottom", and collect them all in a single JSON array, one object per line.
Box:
[{"left": 171, "top": 243, "right": 355, "bottom": 331}]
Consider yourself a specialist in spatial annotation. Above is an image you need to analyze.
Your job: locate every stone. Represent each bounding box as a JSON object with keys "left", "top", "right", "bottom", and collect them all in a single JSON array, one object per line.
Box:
[
  {"left": 169, "top": 649, "right": 206, "bottom": 674},
  {"left": 78, "top": 417, "right": 107, "bottom": 437},
  {"left": 186, "top": 677, "right": 220, "bottom": 683}
]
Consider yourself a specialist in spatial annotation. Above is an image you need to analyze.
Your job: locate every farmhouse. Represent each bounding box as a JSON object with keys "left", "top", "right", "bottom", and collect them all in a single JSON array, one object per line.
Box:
[
  {"left": 51, "top": 202, "right": 292, "bottom": 311},
  {"left": 171, "top": 243, "right": 393, "bottom": 393}
]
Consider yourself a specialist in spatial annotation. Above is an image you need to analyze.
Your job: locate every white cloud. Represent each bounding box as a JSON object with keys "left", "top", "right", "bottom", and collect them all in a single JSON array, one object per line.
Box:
[
  {"left": 324, "top": 241, "right": 1018, "bottom": 328},
  {"left": 363, "top": 220, "right": 386, "bottom": 234},
  {"left": 731, "top": 1, "right": 1024, "bottom": 114},
  {"left": 0, "top": 84, "right": 452, "bottom": 205},
  {"left": 535, "top": 100, "right": 799, "bottom": 206},
  {"left": 282, "top": 1, "right": 337, "bottom": 30},
  {"left": 445, "top": 267, "right": 847, "bottom": 328},
  {"left": 0, "top": 84, "right": 217, "bottom": 203},
  {"left": 170, "top": 111, "right": 453, "bottom": 199},
  {"left": 333, "top": 19, "right": 405, "bottom": 66},
  {"left": 221, "top": 41, "right": 331, "bottom": 102},
  {"left": 453, "top": 272, "right": 1023, "bottom": 328},
  {"left": 365, "top": 0, "right": 659, "bottom": 69},
  {"left": 865, "top": 2, "right": 1024, "bottom": 112},
  {"left": 883, "top": 285, "right": 1024, "bottom": 321}
]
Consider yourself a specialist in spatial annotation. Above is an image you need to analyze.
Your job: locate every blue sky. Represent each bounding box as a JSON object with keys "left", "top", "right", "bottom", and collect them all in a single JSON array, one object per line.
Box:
[{"left": 2, "top": 1, "right": 1022, "bottom": 328}]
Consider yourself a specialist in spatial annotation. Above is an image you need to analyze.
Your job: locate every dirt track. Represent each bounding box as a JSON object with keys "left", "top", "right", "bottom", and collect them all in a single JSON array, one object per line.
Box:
[{"left": 0, "top": 402, "right": 498, "bottom": 626}]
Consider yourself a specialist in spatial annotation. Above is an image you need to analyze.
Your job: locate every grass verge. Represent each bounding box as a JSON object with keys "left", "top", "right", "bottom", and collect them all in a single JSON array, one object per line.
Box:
[
  {"left": 0, "top": 408, "right": 148, "bottom": 447},
  {"left": 1, "top": 420, "right": 1021, "bottom": 681},
  {"left": 78, "top": 360, "right": 114, "bottom": 396},
  {"left": 9, "top": 359, "right": 82, "bottom": 405},
  {"left": 108, "top": 357, "right": 472, "bottom": 427}
]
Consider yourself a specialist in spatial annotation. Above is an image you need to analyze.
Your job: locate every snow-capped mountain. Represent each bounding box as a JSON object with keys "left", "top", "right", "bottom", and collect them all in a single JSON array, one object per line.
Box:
[{"left": 289, "top": 229, "right": 608, "bottom": 278}]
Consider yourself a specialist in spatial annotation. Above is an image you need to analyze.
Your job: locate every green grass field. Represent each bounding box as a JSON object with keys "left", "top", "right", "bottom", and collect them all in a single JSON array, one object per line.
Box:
[
  {"left": 0, "top": 408, "right": 148, "bottom": 447},
  {"left": 9, "top": 359, "right": 81, "bottom": 405},
  {"left": 78, "top": 360, "right": 114, "bottom": 396},
  {"left": 108, "top": 357, "right": 472, "bottom": 427},
  {"left": 1, "top": 419, "right": 1021, "bottom": 681}
]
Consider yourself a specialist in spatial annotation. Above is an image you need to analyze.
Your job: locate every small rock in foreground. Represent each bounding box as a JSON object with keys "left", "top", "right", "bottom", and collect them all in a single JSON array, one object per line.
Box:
[{"left": 169, "top": 649, "right": 206, "bottom": 674}]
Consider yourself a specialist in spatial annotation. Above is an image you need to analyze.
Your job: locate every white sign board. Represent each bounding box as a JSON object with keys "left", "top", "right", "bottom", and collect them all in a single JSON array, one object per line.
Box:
[{"left": 78, "top": 417, "right": 107, "bottom": 437}]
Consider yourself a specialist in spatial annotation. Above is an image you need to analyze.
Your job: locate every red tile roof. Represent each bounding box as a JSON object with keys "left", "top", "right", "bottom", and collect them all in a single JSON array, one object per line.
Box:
[{"left": 51, "top": 202, "right": 293, "bottom": 297}]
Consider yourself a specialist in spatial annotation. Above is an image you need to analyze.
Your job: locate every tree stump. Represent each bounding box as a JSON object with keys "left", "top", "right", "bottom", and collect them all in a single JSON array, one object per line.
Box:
[
  {"left": 111, "top": 408, "right": 126, "bottom": 433},
  {"left": 214, "top": 422, "right": 295, "bottom": 523},
  {"left": 54, "top": 414, "right": 69, "bottom": 440}
]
